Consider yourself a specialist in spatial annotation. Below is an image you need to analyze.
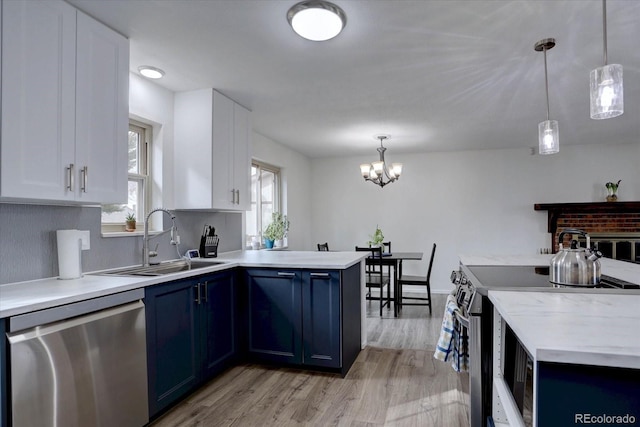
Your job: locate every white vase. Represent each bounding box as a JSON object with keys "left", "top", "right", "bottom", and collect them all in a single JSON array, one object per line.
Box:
[{"left": 274, "top": 239, "right": 284, "bottom": 248}]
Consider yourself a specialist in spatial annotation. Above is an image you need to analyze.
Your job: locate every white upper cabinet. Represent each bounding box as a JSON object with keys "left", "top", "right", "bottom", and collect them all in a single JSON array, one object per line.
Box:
[
  {"left": 1, "top": 0, "right": 129, "bottom": 204},
  {"left": 174, "top": 89, "right": 251, "bottom": 211}
]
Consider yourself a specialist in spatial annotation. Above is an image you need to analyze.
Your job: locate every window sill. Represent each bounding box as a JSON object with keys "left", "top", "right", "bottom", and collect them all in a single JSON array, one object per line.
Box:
[{"left": 101, "top": 230, "right": 163, "bottom": 238}]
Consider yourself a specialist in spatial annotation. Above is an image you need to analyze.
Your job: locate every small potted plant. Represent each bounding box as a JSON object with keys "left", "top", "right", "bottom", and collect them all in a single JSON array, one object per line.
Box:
[
  {"left": 605, "top": 180, "right": 621, "bottom": 202},
  {"left": 263, "top": 212, "right": 289, "bottom": 248},
  {"left": 368, "top": 225, "right": 384, "bottom": 247},
  {"left": 125, "top": 213, "right": 136, "bottom": 232}
]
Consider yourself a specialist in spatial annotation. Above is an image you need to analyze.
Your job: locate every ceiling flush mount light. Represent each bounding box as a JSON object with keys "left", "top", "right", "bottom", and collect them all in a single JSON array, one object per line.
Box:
[
  {"left": 138, "top": 65, "right": 165, "bottom": 79},
  {"left": 535, "top": 38, "right": 559, "bottom": 155},
  {"left": 360, "top": 135, "right": 403, "bottom": 188},
  {"left": 590, "top": 0, "right": 623, "bottom": 119},
  {"left": 287, "top": 0, "right": 346, "bottom": 41}
]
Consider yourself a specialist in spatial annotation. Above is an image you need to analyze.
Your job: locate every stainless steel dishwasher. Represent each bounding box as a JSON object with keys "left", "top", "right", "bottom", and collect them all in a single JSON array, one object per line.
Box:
[{"left": 7, "top": 289, "right": 148, "bottom": 427}]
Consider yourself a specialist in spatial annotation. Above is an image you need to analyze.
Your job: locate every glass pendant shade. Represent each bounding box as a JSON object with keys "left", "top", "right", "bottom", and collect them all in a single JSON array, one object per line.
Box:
[
  {"left": 590, "top": 63, "right": 623, "bottom": 119},
  {"left": 538, "top": 120, "right": 559, "bottom": 155},
  {"left": 391, "top": 163, "right": 403, "bottom": 177},
  {"left": 359, "top": 164, "right": 370, "bottom": 178}
]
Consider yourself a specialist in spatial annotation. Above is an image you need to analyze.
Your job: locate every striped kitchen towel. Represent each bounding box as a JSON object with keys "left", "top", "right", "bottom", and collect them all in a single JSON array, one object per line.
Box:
[{"left": 434, "top": 293, "right": 469, "bottom": 372}]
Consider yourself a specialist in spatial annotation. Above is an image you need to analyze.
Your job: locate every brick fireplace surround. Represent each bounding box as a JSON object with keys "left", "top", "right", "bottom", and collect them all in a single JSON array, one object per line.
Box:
[{"left": 534, "top": 202, "right": 640, "bottom": 260}]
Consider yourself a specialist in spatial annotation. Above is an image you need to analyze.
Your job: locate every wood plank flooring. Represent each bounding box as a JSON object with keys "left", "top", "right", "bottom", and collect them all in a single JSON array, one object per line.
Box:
[{"left": 150, "top": 293, "right": 470, "bottom": 427}]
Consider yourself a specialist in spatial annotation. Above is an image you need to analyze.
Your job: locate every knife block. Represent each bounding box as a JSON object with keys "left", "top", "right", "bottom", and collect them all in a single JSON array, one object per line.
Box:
[{"left": 199, "top": 235, "right": 218, "bottom": 258}]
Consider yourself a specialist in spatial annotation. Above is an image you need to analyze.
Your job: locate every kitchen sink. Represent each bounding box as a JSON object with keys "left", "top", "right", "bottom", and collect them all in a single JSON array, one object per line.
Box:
[{"left": 100, "top": 259, "right": 225, "bottom": 277}]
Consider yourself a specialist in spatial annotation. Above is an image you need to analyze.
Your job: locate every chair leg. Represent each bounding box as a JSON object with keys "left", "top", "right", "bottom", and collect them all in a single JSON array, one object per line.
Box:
[{"left": 427, "top": 281, "right": 432, "bottom": 314}]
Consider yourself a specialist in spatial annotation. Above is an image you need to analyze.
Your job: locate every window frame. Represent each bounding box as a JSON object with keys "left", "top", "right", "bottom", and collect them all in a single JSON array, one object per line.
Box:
[
  {"left": 101, "top": 120, "right": 151, "bottom": 233},
  {"left": 247, "top": 160, "right": 281, "bottom": 247}
]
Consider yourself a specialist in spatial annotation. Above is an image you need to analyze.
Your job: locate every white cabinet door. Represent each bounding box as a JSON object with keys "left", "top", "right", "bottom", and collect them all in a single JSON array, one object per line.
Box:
[
  {"left": 0, "top": 0, "right": 128, "bottom": 204},
  {"left": 75, "top": 11, "right": 129, "bottom": 204},
  {"left": 233, "top": 102, "right": 251, "bottom": 211},
  {"left": 174, "top": 89, "right": 251, "bottom": 211},
  {"left": 1, "top": 0, "right": 77, "bottom": 201},
  {"left": 211, "top": 90, "right": 235, "bottom": 210}
]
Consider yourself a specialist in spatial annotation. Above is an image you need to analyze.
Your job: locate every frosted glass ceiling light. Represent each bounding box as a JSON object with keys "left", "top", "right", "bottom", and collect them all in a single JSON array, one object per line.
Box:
[
  {"left": 535, "top": 38, "right": 559, "bottom": 155},
  {"left": 590, "top": 0, "right": 623, "bottom": 119},
  {"left": 360, "top": 135, "right": 403, "bottom": 188},
  {"left": 287, "top": 1, "right": 346, "bottom": 41},
  {"left": 138, "top": 66, "right": 165, "bottom": 79}
]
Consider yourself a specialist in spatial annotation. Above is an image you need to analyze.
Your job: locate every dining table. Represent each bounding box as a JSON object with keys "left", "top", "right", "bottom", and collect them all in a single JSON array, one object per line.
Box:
[{"left": 367, "top": 251, "right": 423, "bottom": 317}]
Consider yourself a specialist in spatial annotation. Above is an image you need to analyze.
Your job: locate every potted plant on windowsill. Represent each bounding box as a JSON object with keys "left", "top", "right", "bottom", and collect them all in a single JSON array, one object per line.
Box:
[
  {"left": 263, "top": 212, "right": 289, "bottom": 249},
  {"left": 125, "top": 213, "right": 136, "bottom": 232}
]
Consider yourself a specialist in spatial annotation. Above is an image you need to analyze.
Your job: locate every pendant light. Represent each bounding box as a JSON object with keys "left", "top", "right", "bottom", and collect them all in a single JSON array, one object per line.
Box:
[
  {"left": 360, "top": 135, "right": 403, "bottom": 188},
  {"left": 590, "top": 0, "right": 623, "bottom": 119},
  {"left": 535, "top": 38, "right": 559, "bottom": 155}
]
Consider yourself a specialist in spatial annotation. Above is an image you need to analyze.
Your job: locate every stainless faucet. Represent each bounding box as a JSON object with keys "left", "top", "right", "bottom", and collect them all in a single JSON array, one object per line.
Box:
[{"left": 143, "top": 208, "right": 179, "bottom": 266}]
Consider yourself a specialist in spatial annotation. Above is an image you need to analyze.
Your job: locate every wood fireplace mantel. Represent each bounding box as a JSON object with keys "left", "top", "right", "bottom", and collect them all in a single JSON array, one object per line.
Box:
[{"left": 534, "top": 202, "right": 640, "bottom": 233}]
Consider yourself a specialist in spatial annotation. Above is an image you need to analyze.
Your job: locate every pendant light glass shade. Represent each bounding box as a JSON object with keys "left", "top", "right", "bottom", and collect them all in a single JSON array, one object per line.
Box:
[
  {"left": 538, "top": 120, "right": 559, "bottom": 155},
  {"left": 590, "top": 0, "right": 623, "bottom": 119},
  {"left": 590, "top": 64, "right": 623, "bottom": 119}
]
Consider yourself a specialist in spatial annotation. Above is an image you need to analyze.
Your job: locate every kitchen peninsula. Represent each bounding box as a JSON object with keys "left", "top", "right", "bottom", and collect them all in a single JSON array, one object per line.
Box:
[
  {"left": 0, "top": 251, "right": 366, "bottom": 426},
  {"left": 490, "top": 290, "right": 640, "bottom": 427}
]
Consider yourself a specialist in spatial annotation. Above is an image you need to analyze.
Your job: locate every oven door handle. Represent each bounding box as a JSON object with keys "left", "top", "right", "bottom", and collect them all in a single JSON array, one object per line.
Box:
[{"left": 454, "top": 311, "right": 469, "bottom": 328}]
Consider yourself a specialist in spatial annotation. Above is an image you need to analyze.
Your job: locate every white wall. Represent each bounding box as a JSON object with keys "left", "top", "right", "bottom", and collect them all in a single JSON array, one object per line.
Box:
[
  {"left": 252, "top": 132, "right": 313, "bottom": 250},
  {"left": 310, "top": 142, "right": 640, "bottom": 293},
  {"left": 128, "top": 72, "right": 175, "bottom": 210}
]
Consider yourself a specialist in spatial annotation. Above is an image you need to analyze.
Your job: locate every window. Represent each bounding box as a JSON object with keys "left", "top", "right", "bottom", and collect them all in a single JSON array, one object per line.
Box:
[
  {"left": 246, "top": 161, "right": 281, "bottom": 247},
  {"left": 102, "top": 121, "right": 150, "bottom": 229}
]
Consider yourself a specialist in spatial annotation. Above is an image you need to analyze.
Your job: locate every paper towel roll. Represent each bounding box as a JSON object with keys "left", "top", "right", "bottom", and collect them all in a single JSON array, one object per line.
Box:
[{"left": 57, "top": 230, "right": 83, "bottom": 279}]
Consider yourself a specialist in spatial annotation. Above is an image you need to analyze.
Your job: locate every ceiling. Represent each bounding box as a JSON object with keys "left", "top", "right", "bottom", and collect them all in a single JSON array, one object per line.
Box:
[{"left": 67, "top": 0, "right": 640, "bottom": 159}]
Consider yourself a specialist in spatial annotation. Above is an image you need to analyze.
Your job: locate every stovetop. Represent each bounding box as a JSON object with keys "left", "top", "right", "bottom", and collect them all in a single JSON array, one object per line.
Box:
[{"left": 463, "top": 265, "right": 639, "bottom": 296}]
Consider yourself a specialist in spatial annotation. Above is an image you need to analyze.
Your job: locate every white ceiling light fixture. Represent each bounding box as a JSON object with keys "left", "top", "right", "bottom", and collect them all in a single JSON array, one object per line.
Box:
[
  {"left": 138, "top": 65, "right": 165, "bottom": 79},
  {"left": 535, "top": 38, "right": 559, "bottom": 155},
  {"left": 590, "top": 0, "right": 623, "bottom": 120},
  {"left": 287, "top": 0, "right": 346, "bottom": 41},
  {"left": 360, "top": 135, "right": 403, "bottom": 188}
]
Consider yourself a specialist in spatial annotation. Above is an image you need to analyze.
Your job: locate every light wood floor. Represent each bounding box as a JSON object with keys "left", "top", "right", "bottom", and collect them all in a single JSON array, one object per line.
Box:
[{"left": 151, "top": 293, "right": 470, "bottom": 427}]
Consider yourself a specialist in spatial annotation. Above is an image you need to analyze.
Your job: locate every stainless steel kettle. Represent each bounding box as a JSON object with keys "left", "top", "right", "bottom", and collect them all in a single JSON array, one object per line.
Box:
[{"left": 550, "top": 228, "right": 602, "bottom": 286}]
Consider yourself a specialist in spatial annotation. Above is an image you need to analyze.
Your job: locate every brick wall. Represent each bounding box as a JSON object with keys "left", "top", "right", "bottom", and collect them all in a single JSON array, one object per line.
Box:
[{"left": 554, "top": 213, "right": 640, "bottom": 251}]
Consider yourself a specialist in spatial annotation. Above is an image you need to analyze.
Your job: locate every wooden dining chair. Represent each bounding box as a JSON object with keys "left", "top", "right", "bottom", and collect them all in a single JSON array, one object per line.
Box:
[
  {"left": 317, "top": 242, "right": 329, "bottom": 251},
  {"left": 355, "top": 246, "right": 391, "bottom": 316},
  {"left": 397, "top": 243, "right": 436, "bottom": 314}
]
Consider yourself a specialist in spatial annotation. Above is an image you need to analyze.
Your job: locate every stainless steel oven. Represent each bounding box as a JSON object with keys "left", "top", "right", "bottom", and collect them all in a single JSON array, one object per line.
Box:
[{"left": 451, "top": 265, "right": 639, "bottom": 427}]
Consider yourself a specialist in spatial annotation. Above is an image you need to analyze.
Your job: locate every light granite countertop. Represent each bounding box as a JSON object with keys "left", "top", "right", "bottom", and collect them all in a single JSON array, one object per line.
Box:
[
  {"left": 459, "top": 253, "right": 640, "bottom": 284},
  {"left": 0, "top": 250, "right": 366, "bottom": 319},
  {"left": 489, "top": 290, "right": 640, "bottom": 369}
]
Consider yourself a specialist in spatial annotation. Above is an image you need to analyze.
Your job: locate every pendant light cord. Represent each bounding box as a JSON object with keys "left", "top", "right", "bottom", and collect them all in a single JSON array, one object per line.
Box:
[
  {"left": 544, "top": 47, "right": 550, "bottom": 121},
  {"left": 602, "top": 0, "right": 608, "bottom": 66}
]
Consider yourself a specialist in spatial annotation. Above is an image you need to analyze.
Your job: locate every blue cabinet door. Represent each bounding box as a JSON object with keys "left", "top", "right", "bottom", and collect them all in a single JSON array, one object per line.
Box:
[
  {"left": 245, "top": 269, "right": 302, "bottom": 364},
  {"left": 145, "top": 278, "right": 199, "bottom": 417},
  {"left": 200, "top": 270, "right": 238, "bottom": 378},
  {"left": 302, "top": 271, "right": 341, "bottom": 368}
]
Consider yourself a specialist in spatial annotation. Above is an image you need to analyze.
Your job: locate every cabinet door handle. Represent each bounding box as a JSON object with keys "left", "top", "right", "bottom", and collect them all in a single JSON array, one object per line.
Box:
[
  {"left": 195, "top": 284, "right": 201, "bottom": 304},
  {"left": 231, "top": 189, "right": 236, "bottom": 204},
  {"left": 235, "top": 189, "right": 240, "bottom": 205},
  {"left": 202, "top": 282, "right": 208, "bottom": 303},
  {"left": 80, "top": 166, "right": 88, "bottom": 192},
  {"left": 310, "top": 273, "right": 330, "bottom": 277},
  {"left": 66, "top": 163, "right": 74, "bottom": 191},
  {"left": 277, "top": 272, "right": 295, "bottom": 277}
]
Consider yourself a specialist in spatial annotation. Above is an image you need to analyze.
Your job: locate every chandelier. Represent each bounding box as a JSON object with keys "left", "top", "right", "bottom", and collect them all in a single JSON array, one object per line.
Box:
[{"left": 359, "top": 135, "right": 403, "bottom": 187}]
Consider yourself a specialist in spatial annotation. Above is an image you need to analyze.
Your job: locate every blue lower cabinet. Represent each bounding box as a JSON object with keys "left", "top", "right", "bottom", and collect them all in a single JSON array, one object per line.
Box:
[
  {"left": 246, "top": 269, "right": 303, "bottom": 364},
  {"left": 145, "top": 278, "right": 200, "bottom": 417},
  {"left": 201, "top": 270, "right": 238, "bottom": 378},
  {"left": 302, "top": 271, "right": 341, "bottom": 368},
  {"left": 146, "top": 271, "right": 238, "bottom": 418},
  {"left": 245, "top": 265, "right": 361, "bottom": 374}
]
